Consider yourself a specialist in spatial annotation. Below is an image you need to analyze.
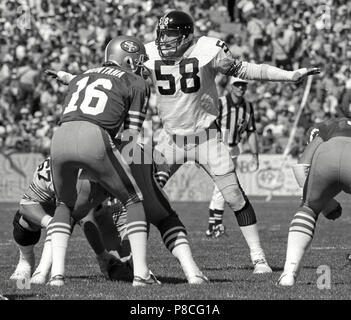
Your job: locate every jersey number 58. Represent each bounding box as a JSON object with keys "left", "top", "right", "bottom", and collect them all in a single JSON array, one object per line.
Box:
[{"left": 155, "top": 58, "right": 200, "bottom": 95}]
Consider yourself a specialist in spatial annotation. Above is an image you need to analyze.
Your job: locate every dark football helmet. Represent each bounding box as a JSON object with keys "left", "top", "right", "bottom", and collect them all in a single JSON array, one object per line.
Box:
[
  {"left": 104, "top": 36, "right": 149, "bottom": 78},
  {"left": 155, "top": 10, "right": 194, "bottom": 59}
]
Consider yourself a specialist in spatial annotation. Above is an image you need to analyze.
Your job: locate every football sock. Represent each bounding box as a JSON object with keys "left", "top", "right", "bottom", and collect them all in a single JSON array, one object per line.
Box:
[
  {"left": 48, "top": 205, "right": 72, "bottom": 277},
  {"left": 234, "top": 199, "right": 257, "bottom": 226},
  {"left": 34, "top": 233, "right": 52, "bottom": 275},
  {"left": 283, "top": 206, "right": 316, "bottom": 274},
  {"left": 239, "top": 224, "right": 266, "bottom": 262},
  {"left": 159, "top": 214, "right": 201, "bottom": 279},
  {"left": 233, "top": 200, "right": 264, "bottom": 261},
  {"left": 208, "top": 209, "right": 216, "bottom": 231},
  {"left": 154, "top": 170, "right": 170, "bottom": 188},
  {"left": 18, "top": 244, "right": 35, "bottom": 263},
  {"left": 126, "top": 202, "right": 149, "bottom": 278},
  {"left": 214, "top": 209, "right": 224, "bottom": 227},
  {"left": 40, "top": 215, "right": 52, "bottom": 228},
  {"left": 172, "top": 244, "right": 202, "bottom": 280}
]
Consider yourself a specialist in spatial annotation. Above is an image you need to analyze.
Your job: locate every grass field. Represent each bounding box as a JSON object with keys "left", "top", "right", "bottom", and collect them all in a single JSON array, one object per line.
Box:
[{"left": 1, "top": 196, "right": 351, "bottom": 300}]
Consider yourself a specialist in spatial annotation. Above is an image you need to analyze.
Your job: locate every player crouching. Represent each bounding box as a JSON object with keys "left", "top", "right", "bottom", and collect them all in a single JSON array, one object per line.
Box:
[{"left": 278, "top": 118, "right": 348, "bottom": 286}]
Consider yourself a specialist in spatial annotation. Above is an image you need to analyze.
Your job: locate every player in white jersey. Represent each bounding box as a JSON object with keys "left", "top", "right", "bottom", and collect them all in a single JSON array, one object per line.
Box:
[
  {"left": 143, "top": 10, "right": 320, "bottom": 274},
  {"left": 53, "top": 10, "right": 319, "bottom": 276},
  {"left": 10, "top": 157, "right": 128, "bottom": 284},
  {"left": 206, "top": 77, "right": 259, "bottom": 238}
]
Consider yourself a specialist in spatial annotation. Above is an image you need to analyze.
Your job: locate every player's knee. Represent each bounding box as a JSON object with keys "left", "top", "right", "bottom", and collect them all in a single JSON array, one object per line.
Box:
[
  {"left": 213, "top": 173, "right": 246, "bottom": 211},
  {"left": 13, "top": 211, "right": 41, "bottom": 246}
]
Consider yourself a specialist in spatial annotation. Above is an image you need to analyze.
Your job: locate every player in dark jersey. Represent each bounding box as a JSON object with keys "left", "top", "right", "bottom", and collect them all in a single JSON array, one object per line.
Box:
[
  {"left": 48, "top": 36, "right": 156, "bottom": 287},
  {"left": 9, "top": 157, "right": 130, "bottom": 284},
  {"left": 278, "top": 117, "right": 351, "bottom": 286}
]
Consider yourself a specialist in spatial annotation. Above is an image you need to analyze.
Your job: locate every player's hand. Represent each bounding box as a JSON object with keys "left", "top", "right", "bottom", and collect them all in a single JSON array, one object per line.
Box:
[
  {"left": 292, "top": 67, "right": 321, "bottom": 85},
  {"left": 200, "top": 93, "right": 215, "bottom": 112},
  {"left": 45, "top": 69, "right": 58, "bottom": 79},
  {"left": 45, "top": 69, "right": 70, "bottom": 85}
]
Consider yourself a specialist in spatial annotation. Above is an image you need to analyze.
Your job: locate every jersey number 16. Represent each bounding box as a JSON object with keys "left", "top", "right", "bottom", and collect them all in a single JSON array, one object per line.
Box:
[{"left": 64, "top": 76, "right": 112, "bottom": 115}]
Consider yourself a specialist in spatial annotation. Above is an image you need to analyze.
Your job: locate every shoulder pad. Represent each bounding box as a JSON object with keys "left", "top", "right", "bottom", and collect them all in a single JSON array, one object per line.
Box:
[{"left": 187, "top": 36, "right": 223, "bottom": 67}]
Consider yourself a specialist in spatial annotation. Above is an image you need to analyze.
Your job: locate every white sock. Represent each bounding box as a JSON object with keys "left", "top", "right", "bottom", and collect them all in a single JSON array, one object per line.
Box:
[
  {"left": 40, "top": 216, "right": 53, "bottom": 228},
  {"left": 19, "top": 244, "right": 34, "bottom": 257},
  {"left": 127, "top": 222, "right": 149, "bottom": 278},
  {"left": 49, "top": 223, "right": 71, "bottom": 277},
  {"left": 172, "top": 244, "right": 201, "bottom": 279},
  {"left": 239, "top": 224, "right": 266, "bottom": 262},
  {"left": 284, "top": 211, "right": 315, "bottom": 274},
  {"left": 34, "top": 234, "right": 52, "bottom": 275}
]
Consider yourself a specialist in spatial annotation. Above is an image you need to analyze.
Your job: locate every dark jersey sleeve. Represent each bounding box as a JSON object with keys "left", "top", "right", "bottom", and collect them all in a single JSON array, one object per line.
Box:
[
  {"left": 306, "top": 125, "right": 322, "bottom": 143},
  {"left": 307, "top": 118, "right": 351, "bottom": 142},
  {"left": 124, "top": 80, "right": 150, "bottom": 132}
]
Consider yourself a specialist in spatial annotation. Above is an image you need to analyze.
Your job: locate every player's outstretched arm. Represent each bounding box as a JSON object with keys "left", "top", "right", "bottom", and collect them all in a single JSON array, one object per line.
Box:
[
  {"left": 237, "top": 62, "right": 320, "bottom": 84},
  {"left": 218, "top": 57, "right": 320, "bottom": 83},
  {"left": 237, "top": 62, "right": 320, "bottom": 83},
  {"left": 45, "top": 69, "right": 76, "bottom": 85}
]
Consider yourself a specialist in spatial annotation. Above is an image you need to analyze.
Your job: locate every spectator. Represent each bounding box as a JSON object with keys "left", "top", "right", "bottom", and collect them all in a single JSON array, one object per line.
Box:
[{"left": 1, "top": 0, "right": 351, "bottom": 155}]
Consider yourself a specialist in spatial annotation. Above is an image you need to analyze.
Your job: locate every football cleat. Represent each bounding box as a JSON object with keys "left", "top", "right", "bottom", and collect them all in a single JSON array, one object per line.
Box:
[
  {"left": 277, "top": 272, "right": 297, "bottom": 286},
  {"left": 10, "top": 251, "right": 35, "bottom": 281},
  {"left": 188, "top": 273, "right": 209, "bottom": 285},
  {"left": 0, "top": 294, "right": 8, "bottom": 300},
  {"left": 96, "top": 253, "right": 120, "bottom": 279},
  {"left": 205, "top": 229, "right": 214, "bottom": 238},
  {"left": 132, "top": 271, "right": 161, "bottom": 287},
  {"left": 47, "top": 275, "right": 65, "bottom": 287},
  {"left": 253, "top": 259, "right": 272, "bottom": 274},
  {"left": 108, "top": 259, "right": 133, "bottom": 282},
  {"left": 30, "top": 270, "right": 49, "bottom": 285},
  {"left": 213, "top": 224, "right": 227, "bottom": 238},
  {"left": 321, "top": 199, "right": 342, "bottom": 221}
]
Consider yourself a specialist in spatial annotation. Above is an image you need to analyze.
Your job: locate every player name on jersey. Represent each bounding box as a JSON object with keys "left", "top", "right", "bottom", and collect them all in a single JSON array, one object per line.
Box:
[{"left": 84, "top": 67, "right": 125, "bottom": 78}]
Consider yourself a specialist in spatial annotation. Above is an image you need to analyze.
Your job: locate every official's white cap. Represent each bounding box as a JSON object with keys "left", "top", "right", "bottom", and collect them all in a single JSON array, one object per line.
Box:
[{"left": 230, "top": 77, "right": 248, "bottom": 85}]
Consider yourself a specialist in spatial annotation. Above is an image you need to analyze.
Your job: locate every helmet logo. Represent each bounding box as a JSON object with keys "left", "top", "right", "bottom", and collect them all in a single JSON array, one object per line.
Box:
[
  {"left": 121, "top": 41, "right": 140, "bottom": 53},
  {"left": 159, "top": 17, "right": 169, "bottom": 30}
]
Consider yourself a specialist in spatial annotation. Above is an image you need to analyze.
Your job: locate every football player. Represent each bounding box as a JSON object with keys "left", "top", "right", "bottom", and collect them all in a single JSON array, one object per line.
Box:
[
  {"left": 142, "top": 10, "right": 319, "bottom": 274},
  {"left": 48, "top": 35, "right": 154, "bottom": 287},
  {"left": 278, "top": 117, "right": 350, "bottom": 286},
  {"left": 10, "top": 157, "right": 127, "bottom": 284},
  {"left": 206, "top": 77, "right": 259, "bottom": 238},
  {"left": 53, "top": 11, "right": 320, "bottom": 274},
  {"left": 48, "top": 75, "right": 208, "bottom": 284}
]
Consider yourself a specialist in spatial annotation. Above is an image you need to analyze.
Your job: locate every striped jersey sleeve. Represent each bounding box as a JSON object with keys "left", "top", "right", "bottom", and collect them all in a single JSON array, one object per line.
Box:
[
  {"left": 124, "top": 83, "right": 150, "bottom": 132},
  {"left": 21, "top": 158, "right": 56, "bottom": 204}
]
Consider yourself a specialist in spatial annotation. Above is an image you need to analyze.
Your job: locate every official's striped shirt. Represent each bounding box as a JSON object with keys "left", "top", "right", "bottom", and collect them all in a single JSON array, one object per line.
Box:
[{"left": 216, "top": 94, "right": 256, "bottom": 147}]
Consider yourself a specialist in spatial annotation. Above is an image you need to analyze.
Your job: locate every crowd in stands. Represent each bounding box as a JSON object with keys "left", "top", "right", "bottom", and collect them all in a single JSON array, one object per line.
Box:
[{"left": 0, "top": 0, "right": 351, "bottom": 157}]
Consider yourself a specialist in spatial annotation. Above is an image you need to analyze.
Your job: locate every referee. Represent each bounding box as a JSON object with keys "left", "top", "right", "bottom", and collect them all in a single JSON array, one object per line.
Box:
[{"left": 206, "top": 77, "right": 260, "bottom": 238}]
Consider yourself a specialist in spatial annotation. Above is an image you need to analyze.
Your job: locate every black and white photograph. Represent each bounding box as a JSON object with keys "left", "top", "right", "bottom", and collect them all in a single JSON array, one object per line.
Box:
[{"left": 0, "top": 0, "right": 351, "bottom": 306}]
